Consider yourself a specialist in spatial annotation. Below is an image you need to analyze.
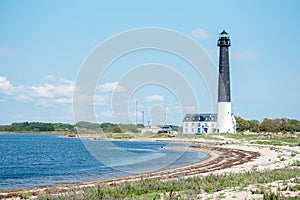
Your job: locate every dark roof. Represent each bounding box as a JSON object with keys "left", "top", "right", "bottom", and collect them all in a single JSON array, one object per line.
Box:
[
  {"left": 183, "top": 113, "right": 217, "bottom": 122},
  {"left": 157, "top": 125, "right": 172, "bottom": 129},
  {"left": 220, "top": 30, "right": 228, "bottom": 35}
]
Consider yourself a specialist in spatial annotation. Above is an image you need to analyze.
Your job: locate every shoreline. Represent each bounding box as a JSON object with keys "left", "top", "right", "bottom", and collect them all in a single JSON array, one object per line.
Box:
[
  {"left": 0, "top": 142, "right": 259, "bottom": 199},
  {"left": 1, "top": 134, "right": 300, "bottom": 199}
]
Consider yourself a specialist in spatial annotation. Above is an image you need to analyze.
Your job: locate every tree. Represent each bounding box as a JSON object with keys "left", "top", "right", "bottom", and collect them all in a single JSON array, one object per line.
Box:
[
  {"left": 100, "top": 123, "right": 116, "bottom": 133},
  {"left": 75, "top": 121, "right": 100, "bottom": 130},
  {"left": 112, "top": 126, "right": 122, "bottom": 133}
]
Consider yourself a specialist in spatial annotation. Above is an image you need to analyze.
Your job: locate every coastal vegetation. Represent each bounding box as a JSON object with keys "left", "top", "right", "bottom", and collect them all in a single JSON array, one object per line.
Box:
[
  {"left": 0, "top": 121, "right": 144, "bottom": 134},
  {"left": 38, "top": 167, "right": 300, "bottom": 200},
  {"left": 223, "top": 132, "right": 300, "bottom": 147},
  {"left": 235, "top": 116, "right": 300, "bottom": 133},
  {"left": 0, "top": 122, "right": 75, "bottom": 133}
]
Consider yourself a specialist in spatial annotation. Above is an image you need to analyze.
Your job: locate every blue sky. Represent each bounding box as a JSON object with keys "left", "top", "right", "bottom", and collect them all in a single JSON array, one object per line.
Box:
[{"left": 0, "top": 1, "right": 299, "bottom": 125}]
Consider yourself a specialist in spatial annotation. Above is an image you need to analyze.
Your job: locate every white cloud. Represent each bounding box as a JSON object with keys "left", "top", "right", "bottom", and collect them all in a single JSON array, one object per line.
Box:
[
  {"left": 0, "top": 76, "right": 76, "bottom": 106},
  {"left": 0, "top": 76, "right": 12, "bottom": 93},
  {"left": 146, "top": 94, "right": 164, "bottom": 102},
  {"left": 31, "top": 81, "right": 74, "bottom": 99},
  {"left": 191, "top": 28, "right": 211, "bottom": 40},
  {"left": 98, "top": 81, "right": 125, "bottom": 93}
]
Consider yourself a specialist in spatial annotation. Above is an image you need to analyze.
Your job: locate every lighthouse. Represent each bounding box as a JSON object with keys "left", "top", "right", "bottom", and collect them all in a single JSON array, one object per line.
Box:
[
  {"left": 182, "top": 30, "right": 236, "bottom": 134},
  {"left": 217, "top": 30, "right": 236, "bottom": 133}
]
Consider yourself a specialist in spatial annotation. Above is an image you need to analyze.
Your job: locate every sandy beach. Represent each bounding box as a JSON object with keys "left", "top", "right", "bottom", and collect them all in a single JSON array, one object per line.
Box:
[{"left": 1, "top": 135, "right": 300, "bottom": 199}]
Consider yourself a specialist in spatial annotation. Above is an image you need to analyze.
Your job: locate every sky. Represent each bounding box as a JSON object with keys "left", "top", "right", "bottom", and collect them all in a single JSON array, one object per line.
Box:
[{"left": 0, "top": 0, "right": 299, "bottom": 125}]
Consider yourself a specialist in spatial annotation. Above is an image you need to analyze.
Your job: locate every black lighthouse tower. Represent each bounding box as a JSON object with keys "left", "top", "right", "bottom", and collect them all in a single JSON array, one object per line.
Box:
[
  {"left": 217, "top": 30, "right": 235, "bottom": 133},
  {"left": 217, "top": 30, "right": 231, "bottom": 102}
]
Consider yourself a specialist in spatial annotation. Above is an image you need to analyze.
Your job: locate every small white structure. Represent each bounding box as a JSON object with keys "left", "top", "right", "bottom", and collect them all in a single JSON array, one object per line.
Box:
[
  {"left": 140, "top": 125, "right": 173, "bottom": 134},
  {"left": 140, "top": 126, "right": 162, "bottom": 134},
  {"left": 182, "top": 114, "right": 217, "bottom": 134}
]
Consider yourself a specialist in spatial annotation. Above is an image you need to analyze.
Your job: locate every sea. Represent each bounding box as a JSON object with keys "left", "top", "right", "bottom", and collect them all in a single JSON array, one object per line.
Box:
[{"left": 0, "top": 134, "right": 207, "bottom": 191}]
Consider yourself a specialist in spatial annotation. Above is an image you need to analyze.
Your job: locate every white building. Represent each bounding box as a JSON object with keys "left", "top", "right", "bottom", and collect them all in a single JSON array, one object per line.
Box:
[
  {"left": 182, "top": 114, "right": 217, "bottom": 134},
  {"left": 140, "top": 126, "right": 162, "bottom": 134},
  {"left": 139, "top": 125, "right": 173, "bottom": 134}
]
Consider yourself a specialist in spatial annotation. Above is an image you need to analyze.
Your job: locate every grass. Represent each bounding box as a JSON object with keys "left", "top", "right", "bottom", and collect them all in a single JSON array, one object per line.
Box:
[
  {"left": 176, "top": 133, "right": 221, "bottom": 140},
  {"left": 288, "top": 185, "right": 300, "bottom": 192},
  {"left": 253, "top": 138, "right": 299, "bottom": 147},
  {"left": 105, "top": 133, "right": 135, "bottom": 139},
  {"left": 222, "top": 133, "right": 259, "bottom": 140},
  {"left": 99, "top": 132, "right": 225, "bottom": 140},
  {"left": 37, "top": 168, "right": 300, "bottom": 200},
  {"left": 291, "top": 160, "right": 300, "bottom": 166},
  {"left": 262, "top": 191, "right": 300, "bottom": 200},
  {"left": 223, "top": 133, "right": 300, "bottom": 147}
]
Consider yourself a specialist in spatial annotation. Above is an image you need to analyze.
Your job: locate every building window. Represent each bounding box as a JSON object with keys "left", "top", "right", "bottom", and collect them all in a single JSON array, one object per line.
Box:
[
  {"left": 197, "top": 128, "right": 201, "bottom": 133},
  {"left": 191, "top": 123, "right": 194, "bottom": 127},
  {"left": 198, "top": 123, "right": 201, "bottom": 127},
  {"left": 191, "top": 128, "right": 194, "bottom": 133},
  {"left": 185, "top": 128, "right": 188, "bottom": 133}
]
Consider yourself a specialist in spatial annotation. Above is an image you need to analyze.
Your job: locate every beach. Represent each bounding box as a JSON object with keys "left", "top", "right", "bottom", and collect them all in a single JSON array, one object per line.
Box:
[{"left": 1, "top": 134, "right": 300, "bottom": 199}]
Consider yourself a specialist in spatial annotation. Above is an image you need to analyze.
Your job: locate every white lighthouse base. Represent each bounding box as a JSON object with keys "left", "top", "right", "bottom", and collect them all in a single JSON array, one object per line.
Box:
[{"left": 217, "top": 102, "right": 236, "bottom": 133}]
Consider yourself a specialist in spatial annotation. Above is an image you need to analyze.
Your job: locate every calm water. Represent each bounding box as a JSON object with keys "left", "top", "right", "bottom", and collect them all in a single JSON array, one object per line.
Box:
[{"left": 0, "top": 134, "right": 207, "bottom": 191}]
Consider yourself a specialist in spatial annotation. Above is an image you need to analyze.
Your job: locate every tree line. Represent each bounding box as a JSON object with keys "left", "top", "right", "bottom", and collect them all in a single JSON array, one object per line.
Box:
[
  {"left": 0, "top": 122, "right": 75, "bottom": 132},
  {"left": 1, "top": 117, "right": 299, "bottom": 133},
  {"left": 75, "top": 121, "right": 145, "bottom": 133},
  {"left": 0, "top": 121, "right": 145, "bottom": 133},
  {"left": 235, "top": 116, "right": 300, "bottom": 133}
]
